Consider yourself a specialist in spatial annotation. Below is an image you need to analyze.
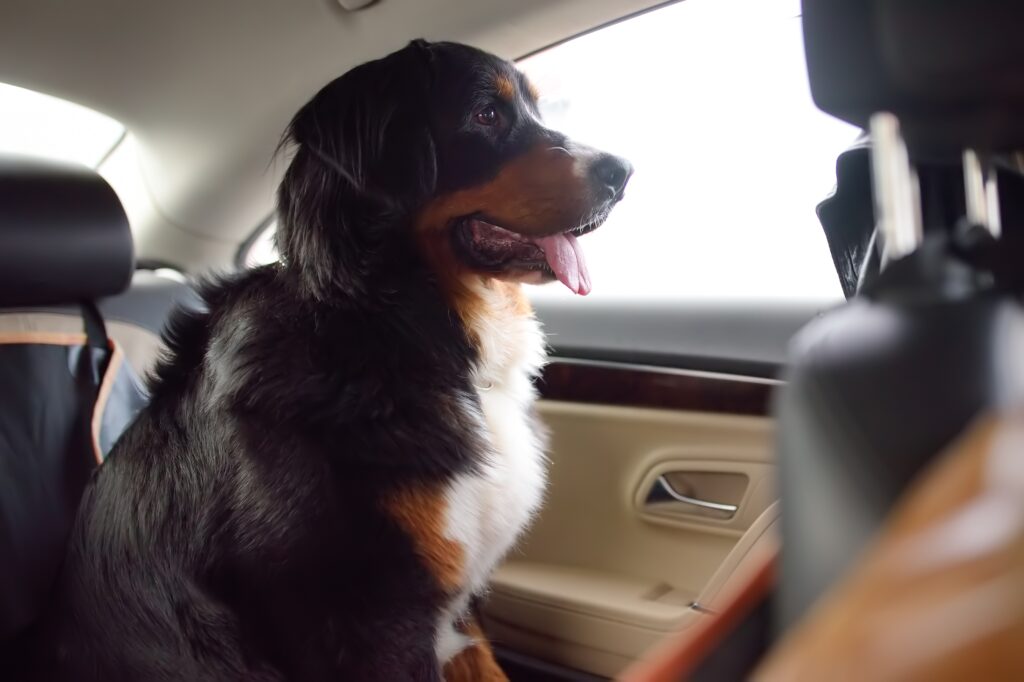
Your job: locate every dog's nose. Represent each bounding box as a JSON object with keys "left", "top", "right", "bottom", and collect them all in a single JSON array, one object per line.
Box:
[{"left": 591, "top": 154, "right": 634, "bottom": 198}]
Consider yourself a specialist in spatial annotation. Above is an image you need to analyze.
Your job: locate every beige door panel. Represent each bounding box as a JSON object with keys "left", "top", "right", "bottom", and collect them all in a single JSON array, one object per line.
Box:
[{"left": 484, "top": 400, "right": 776, "bottom": 677}]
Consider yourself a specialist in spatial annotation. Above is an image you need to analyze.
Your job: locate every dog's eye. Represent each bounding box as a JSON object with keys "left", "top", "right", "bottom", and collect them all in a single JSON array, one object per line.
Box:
[{"left": 474, "top": 105, "right": 500, "bottom": 127}]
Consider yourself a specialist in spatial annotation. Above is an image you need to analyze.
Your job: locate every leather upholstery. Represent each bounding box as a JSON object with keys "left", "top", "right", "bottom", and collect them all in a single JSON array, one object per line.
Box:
[
  {"left": 0, "top": 155, "right": 133, "bottom": 307},
  {"left": 776, "top": 239, "right": 1024, "bottom": 627},
  {"left": 802, "top": 0, "right": 1024, "bottom": 151}
]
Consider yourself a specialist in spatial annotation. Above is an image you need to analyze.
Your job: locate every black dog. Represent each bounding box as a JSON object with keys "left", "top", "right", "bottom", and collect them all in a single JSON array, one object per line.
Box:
[{"left": 27, "top": 40, "right": 631, "bottom": 681}]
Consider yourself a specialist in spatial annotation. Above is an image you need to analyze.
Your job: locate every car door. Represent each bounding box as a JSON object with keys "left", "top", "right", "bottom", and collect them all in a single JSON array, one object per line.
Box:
[
  {"left": 480, "top": 1, "right": 858, "bottom": 678},
  {"left": 486, "top": 308, "right": 792, "bottom": 680}
]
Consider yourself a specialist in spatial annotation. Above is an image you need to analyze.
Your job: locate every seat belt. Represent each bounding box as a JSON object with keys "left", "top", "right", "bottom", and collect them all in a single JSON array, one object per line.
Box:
[{"left": 80, "top": 300, "right": 109, "bottom": 385}]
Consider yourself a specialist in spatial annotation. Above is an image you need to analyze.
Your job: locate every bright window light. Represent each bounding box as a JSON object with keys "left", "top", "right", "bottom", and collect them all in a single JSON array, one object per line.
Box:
[
  {"left": 0, "top": 83, "right": 158, "bottom": 244},
  {"left": 244, "top": 223, "right": 280, "bottom": 268},
  {"left": 519, "top": 0, "right": 859, "bottom": 303},
  {"left": 0, "top": 82, "right": 124, "bottom": 168}
]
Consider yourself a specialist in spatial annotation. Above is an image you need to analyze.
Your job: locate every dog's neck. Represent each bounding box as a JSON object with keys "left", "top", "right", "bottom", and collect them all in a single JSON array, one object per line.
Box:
[{"left": 457, "top": 277, "right": 547, "bottom": 392}]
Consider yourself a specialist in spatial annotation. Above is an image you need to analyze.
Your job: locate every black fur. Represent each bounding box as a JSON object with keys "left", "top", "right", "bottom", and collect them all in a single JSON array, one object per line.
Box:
[
  {"left": 29, "top": 269, "right": 483, "bottom": 680},
  {"left": 22, "top": 40, "right": 601, "bottom": 681}
]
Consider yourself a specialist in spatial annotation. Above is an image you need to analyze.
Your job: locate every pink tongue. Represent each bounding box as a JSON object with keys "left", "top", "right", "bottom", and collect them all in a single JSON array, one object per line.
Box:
[{"left": 533, "top": 232, "right": 592, "bottom": 295}]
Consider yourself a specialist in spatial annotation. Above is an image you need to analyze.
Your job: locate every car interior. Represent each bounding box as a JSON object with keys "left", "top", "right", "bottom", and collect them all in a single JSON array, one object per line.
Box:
[{"left": 2, "top": 0, "right": 1023, "bottom": 680}]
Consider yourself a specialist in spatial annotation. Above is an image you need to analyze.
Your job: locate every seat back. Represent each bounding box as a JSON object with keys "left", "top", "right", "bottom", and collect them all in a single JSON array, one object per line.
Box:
[
  {"left": 0, "top": 156, "right": 142, "bottom": 643},
  {"left": 1, "top": 268, "right": 204, "bottom": 384},
  {"left": 778, "top": 0, "right": 1024, "bottom": 628},
  {"left": 802, "top": 0, "right": 1024, "bottom": 153}
]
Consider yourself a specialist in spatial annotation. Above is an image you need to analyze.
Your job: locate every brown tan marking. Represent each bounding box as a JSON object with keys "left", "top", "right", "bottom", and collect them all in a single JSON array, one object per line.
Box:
[
  {"left": 443, "top": 617, "right": 509, "bottom": 682},
  {"left": 498, "top": 280, "right": 534, "bottom": 318},
  {"left": 454, "top": 279, "right": 535, "bottom": 351},
  {"left": 524, "top": 78, "right": 541, "bottom": 103},
  {"left": 494, "top": 74, "right": 516, "bottom": 101},
  {"left": 415, "top": 141, "right": 591, "bottom": 334},
  {"left": 755, "top": 414, "right": 1024, "bottom": 682},
  {"left": 417, "top": 142, "right": 593, "bottom": 239},
  {"left": 383, "top": 486, "right": 464, "bottom": 593}
]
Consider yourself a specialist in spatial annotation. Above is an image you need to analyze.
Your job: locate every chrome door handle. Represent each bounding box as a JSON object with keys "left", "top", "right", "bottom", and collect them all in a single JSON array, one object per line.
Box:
[{"left": 647, "top": 475, "right": 739, "bottom": 518}]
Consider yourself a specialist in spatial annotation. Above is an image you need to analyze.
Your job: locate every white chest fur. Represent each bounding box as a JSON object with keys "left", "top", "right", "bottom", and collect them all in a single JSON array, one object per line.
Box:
[{"left": 435, "top": 283, "right": 549, "bottom": 663}]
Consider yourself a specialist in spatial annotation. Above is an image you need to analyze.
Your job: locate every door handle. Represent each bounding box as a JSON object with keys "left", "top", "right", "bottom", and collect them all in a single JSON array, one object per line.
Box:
[{"left": 646, "top": 475, "right": 739, "bottom": 519}]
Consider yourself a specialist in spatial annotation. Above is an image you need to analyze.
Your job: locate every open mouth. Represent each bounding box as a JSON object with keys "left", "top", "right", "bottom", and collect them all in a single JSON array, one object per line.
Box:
[{"left": 452, "top": 215, "right": 606, "bottom": 295}]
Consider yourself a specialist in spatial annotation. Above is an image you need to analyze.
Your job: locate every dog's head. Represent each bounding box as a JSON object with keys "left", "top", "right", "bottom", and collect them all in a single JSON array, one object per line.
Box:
[{"left": 277, "top": 39, "right": 631, "bottom": 306}]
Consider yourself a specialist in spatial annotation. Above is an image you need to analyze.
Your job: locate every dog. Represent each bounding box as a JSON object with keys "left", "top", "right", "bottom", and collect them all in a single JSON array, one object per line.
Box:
[{"left": 27, "top": 39, "right": 631, "bottom": 681}]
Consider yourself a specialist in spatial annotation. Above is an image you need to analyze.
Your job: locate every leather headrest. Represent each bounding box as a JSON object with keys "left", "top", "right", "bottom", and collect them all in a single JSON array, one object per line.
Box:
[
  {"left": 803, "top": 0, "right": 1024, "bottom": 152},
  {"left": 0, "top": 155, "right": 133, "bottom": 307}
]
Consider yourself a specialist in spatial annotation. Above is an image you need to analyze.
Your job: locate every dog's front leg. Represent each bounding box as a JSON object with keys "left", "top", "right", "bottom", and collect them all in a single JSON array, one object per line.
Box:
[{"left": 442, "top": 616, "right": 509, "bottom": 682}]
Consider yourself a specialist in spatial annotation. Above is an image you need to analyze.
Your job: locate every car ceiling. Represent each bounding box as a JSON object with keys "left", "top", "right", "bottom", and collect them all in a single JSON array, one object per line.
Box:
[{"left": 0, "top": 0, "right": 662, "bottom": 271}]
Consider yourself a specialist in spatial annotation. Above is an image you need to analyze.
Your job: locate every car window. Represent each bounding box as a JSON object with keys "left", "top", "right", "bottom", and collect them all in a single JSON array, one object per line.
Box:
[
  {"left": 244, "top": 0, "right": 859, "bottom": 303},
  {"left": 0, "top": 82, "right": 124, "bottom": 167},
  {"left": 519, "top": 0, "right": 858, "bottom": 303},
  {"left": 243, "top": 221, "right": 279, "bottom": 268},
  {"left": 0, "top": 82, "right": 160, "bottom": 235}
]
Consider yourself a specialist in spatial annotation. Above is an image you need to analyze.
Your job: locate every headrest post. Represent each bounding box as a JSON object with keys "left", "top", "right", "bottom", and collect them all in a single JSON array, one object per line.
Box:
[
  {"left": 869, "top": 112, "right": 922, "bottom": 265},
  {"left": 963, "top": 149, "right": 1002, "bottom": 239}
]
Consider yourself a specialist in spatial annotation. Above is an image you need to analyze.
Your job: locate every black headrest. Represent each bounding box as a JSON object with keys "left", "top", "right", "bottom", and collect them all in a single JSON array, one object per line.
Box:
[
  {"left": 0, "top": 155, "right": 133, "bottom": 307},
  {"left": 802, "top": 0, "right": 1024, "bottom": 152}
]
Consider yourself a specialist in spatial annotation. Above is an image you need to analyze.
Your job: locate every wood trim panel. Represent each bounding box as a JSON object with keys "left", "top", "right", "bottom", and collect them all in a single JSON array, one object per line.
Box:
[
  {"left": 538, "top": 360, "right": 775, "bottom": 417},
  {"left": 755, "top": 414, "right": 1024, "bottom": 681}
]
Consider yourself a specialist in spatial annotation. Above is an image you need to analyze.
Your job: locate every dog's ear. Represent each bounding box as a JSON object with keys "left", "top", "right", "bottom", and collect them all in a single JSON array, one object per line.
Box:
[
  {"left": 287, "top": 39, "right": 437, "bottom": 205},
  {"left": 276, "top": 40, "right": 438, "bottom": 300}
]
